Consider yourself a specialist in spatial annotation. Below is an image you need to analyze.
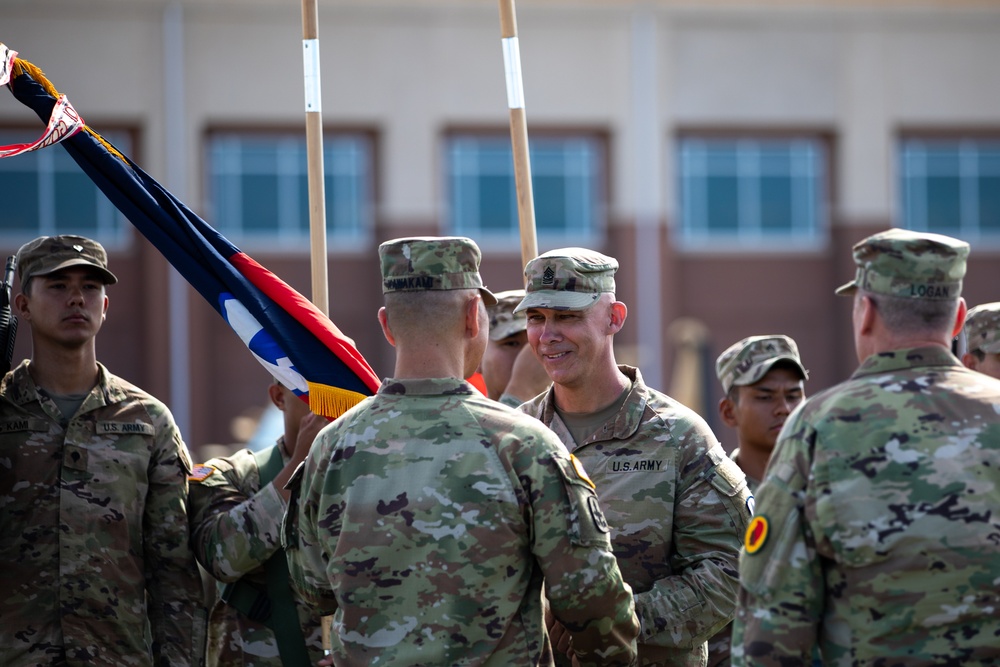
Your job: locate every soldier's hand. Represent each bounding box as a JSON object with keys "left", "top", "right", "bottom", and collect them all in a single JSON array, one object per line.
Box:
[
  {"left": 292, "top": 412, "right": 329, "bottom": 464},
  {"left": 546, "top": 608, "right": 573, "bottom": 658}
]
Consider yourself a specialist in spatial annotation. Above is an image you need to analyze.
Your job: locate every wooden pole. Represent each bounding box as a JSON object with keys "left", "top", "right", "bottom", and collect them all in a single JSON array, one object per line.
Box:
[
  {"left": 498, "top": 0, "right": 538, "bottom": 275},
  {"left": 302, "top": 0, "right": 333, "bottom": 646},
  {"left": 302, "top": 0, "right": 329, "bottom": 315}
]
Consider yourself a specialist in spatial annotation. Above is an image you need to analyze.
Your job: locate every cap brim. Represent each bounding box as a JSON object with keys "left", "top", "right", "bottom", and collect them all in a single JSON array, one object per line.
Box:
[
  {"left": 513, "top": 290, "right": 601, "bottom": 314},
  {"left": 834, "top": 280, "right": 857, "bottom": 297},
  {"left": 732, "top": 356, "right": 808, "bottom": 389},
  {"left": 28, "top": 258, "right": 118, "bottom": 285},
  {"left": 489, "top": 320, "right": 527, "bottom": 342},
  {"left": 479, "top": 287, "right": 498, "bottom": 307}
]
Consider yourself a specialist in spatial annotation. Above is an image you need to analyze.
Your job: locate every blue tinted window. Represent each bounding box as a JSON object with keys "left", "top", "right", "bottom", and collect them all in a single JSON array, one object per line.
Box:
[
  {"left": 0, "top": 128, "right": 131, "bottom": 247},
  {"left": 446, "top": 133, "right": 605, "bottom": 242},
  {"left": 208, "top": 132, "right": 373, "bottom": 248},
  {"left": 901, "top": 139, "right": 1000, "bottom": 240},
  {"left": 679, "top": 137, "right": 826, "bottom": 247}
]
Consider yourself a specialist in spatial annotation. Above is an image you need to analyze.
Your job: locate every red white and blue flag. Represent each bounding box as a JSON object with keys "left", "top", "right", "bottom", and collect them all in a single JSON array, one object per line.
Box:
[{"left": 1, "top": 45, "right": 381, "bottom": 417}]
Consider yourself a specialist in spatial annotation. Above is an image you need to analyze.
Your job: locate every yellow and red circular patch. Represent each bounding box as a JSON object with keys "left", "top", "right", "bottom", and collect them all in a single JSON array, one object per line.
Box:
[{"left": 745, "top": 515, "right": 769, "bottom": 554}]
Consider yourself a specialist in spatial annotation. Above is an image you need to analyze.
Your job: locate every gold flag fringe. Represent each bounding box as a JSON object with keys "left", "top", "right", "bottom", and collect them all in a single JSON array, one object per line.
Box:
[
  {"left": 307, "top": 381, "right": 367, "bottom": 419},
  {"left": 12, "top": 57, "right": 128, "bottom": 163}
]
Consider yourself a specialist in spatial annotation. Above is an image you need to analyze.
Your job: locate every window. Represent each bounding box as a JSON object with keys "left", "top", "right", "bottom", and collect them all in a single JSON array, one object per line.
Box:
[
  {"left": 445, "top": 132, "right": 606, "bottom": 244},
  {"left": 900, "top": 137, "right": 1000, "bottom": 241},
  {"left": 206, "top": 130, "right": 374, "bottom": 249},
  {"left": 0, "top": 128, "right": 133, "bottom": 248},
  {"left": 678, "top": 136, "right": 828, "bottom": 249}
]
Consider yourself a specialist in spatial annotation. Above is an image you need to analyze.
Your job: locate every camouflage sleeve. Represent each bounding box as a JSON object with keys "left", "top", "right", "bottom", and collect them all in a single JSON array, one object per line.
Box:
[
  {"left": 731, "top": 412, "right": 823, "bottom": 666},
  {"left": 634, "top": 432, "right": 752, "bottom": 649},
  {"left": 188, "top": 450, "right": 286, "bottom": 582},
  {"left": 144, "top": 411, "right": 206, "bottom": 666},
  {"left": 498, "top": 392, "right": 524, "bottom": 409},
  {"left": 514, "top": 438, "right": 639, "bottom": 667},
  {"left": 283, "top": 436, "right": 339, "bottom": 616}
]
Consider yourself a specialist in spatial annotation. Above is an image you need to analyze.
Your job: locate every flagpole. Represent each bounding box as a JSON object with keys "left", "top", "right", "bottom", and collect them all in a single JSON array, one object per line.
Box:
[
  {"left": 498, "top": 0, "right": 538, "bottom": 274},
  {"left": 301, "top": 0, "right": 329, "bottom": 315}
]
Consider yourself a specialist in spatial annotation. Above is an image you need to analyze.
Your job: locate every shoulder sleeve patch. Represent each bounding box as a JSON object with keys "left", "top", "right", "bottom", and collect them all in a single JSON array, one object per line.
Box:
[
  {"left": 570, "top": 454, "right": 596, "bottom": 490},
  {"left": 188, "top": 465, "right": 216, "bottom": 483},
  {"left": 745, "top": 514, "right": 769, "bottom": 554}
]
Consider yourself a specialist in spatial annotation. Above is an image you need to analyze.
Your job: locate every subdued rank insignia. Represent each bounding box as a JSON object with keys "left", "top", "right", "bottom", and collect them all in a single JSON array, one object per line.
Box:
[
  {"left": 188, "top": 465, "right": 216, "bottom": 482},
  {"left": 570, "top": 454, "right": 595, "bottom": 490},
  {"left": 745, "top": 515, "right": 768, "bottom": 554}
]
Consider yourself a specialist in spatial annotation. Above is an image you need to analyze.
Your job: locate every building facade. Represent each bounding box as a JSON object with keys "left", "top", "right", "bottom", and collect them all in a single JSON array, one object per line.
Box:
[{"left": 3, "top": 0, "right": 999, "bottom": 453}]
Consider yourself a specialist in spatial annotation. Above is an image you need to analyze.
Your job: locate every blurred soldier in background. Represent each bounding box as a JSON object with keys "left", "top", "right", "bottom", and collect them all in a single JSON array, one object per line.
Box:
[
  {"left": 960, "top": 301, "right": 1000, "bottom": 380},
  {"left": 706, "top": 334, "right": 807, "bottom": 667},
  {"left": 481, "top": 288, "right": 550, "bottom": 407},
  {"left": 715, "top": 335, "right": 808, "bottom": 491}
]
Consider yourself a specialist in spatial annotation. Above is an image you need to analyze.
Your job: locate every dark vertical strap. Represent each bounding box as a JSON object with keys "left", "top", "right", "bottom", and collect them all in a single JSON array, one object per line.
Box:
[{"left": 253, "top": 444, "right": 311, "bottom": 666}]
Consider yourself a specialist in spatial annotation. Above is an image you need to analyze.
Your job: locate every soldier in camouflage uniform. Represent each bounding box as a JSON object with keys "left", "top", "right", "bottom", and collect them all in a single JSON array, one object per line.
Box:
[
  {"left": 188, "top": 380, "right": 328, "bottom": 666},
  {"left": 481, "top": 288, "right": 550, "bottom": 407},
  {"left": 514, "top": 248, "right": 753, "bottom": 667},
  {"left": 732, "top": 228, "right": 1000, "bottom": 666},
  {"left": 714, "top": 335, "right": 808, "bottom": 492},
  {"left": 960, "top": 301, "right": 1000, "bottom": 380},
  {"left": 706, "top": 336, "right": 808, "bottom": 667},
  {"left": 284, "top": 236, "right": 640, "bottom": 666},
  {"left": 0, "top": 235, "right": 204, "bottom": 665}
]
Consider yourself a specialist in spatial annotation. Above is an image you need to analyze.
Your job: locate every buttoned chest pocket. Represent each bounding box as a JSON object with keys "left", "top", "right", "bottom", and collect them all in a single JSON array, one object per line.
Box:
[{"left": 65, "top": 425, "right": 154, "bottom": 517}]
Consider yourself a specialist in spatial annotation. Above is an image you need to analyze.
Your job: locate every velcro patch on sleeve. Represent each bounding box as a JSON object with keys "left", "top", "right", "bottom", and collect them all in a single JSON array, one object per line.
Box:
[{"left": 188, "top": 465, "right": 216, "bottom": 483}]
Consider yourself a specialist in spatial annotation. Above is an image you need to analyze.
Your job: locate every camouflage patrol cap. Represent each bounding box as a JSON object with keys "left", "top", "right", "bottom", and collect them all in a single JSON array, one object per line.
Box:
[
  {"left": 487, "top": 289, "right": 527, "bottom": 341},
  {"left": 513, "top": 248, "right": 617, "bottom": 314},
  {"left": 716, "top": 334, "right": 808, "bottom": 394},
  {"left": 964, "top": 302, "right": 1000, "bottom": 354},
  {"left": 835, "top": 228, "right": 968, "bottom": 300},
  {"left": 16, "top": 235, "right": 118, "bottom": 287},
  {"left": 378, "top": 236, "right": 497, "bottom": 305}
]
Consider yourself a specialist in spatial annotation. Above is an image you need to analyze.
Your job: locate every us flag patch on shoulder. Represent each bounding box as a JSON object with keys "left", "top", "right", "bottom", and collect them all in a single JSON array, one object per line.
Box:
[{"left": 188, "top": 465, "right": 216, "bottom": 482}]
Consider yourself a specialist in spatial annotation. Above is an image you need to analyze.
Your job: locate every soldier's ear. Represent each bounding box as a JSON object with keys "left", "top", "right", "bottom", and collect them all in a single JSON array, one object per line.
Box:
[
  {"left": 719, "top": 396, "right": 739, "bottom": 428},
  {"left": 463, "top": 294, "right": 484, "bottom": 340},
  {"left": 14, "top": 292, "right": 29, "bottom": 319},
  {"left": 267, "top": 382, "right": 285, "bottom": 410},
  {"left": 378, "top": 307, "right": 396, "bottom": 347},
  {"left": 961, "top": 352, "right": 978, "bottom": 371},
  {"left": 608, "top": 301, "right": 627, "bottom": 334}
]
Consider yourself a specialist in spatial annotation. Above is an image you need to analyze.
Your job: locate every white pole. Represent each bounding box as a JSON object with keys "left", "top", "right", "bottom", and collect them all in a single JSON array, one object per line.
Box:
[
  {"left": 631, "top": 9, "right": 664, "bottom": 389},
  {"left": 163, "top": 0, "right": 191, "bottom": 437}
]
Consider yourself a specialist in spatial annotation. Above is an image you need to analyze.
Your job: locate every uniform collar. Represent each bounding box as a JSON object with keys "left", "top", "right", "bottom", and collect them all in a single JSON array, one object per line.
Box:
[
  {"left": 377, "top": 376, "right": 478, "bottom": 397},
  {"left": 851, "top": 346, "right": 961, "bottom": 379}
]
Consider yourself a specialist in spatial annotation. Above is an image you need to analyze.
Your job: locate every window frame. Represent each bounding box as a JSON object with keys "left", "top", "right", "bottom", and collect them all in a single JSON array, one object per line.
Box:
[
  {"left": 674, "top": 128, "right": 834, "bottom": 253},
  {"left": 442, "top": 125, "right": 610, "bottom": 250},
  {"left": 203, "top": 125, "right": 378, "bottom": 253},
  {"left": 898, "top": 129, "right": 1000, "bottom": 248},
  {"left": 0, "top": 123, "right": 139, "bottom": 251}
]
